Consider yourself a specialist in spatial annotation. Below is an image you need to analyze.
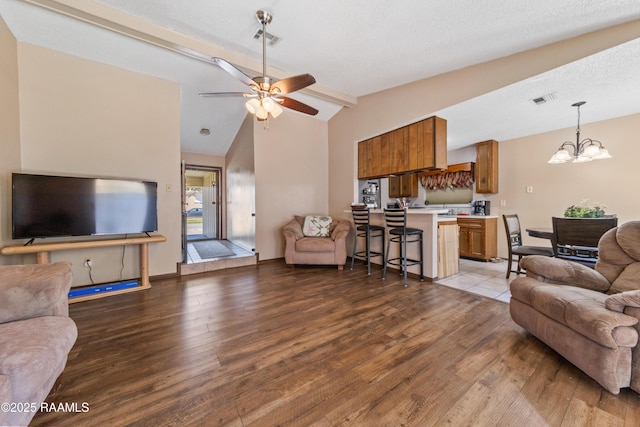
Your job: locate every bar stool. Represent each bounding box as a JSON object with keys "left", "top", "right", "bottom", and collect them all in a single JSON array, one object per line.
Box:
[
  {"left": 383, "top": 208, "right": 424, "bottom": 287},
  {"left": 351, "top": 208, "right": 385, "bottom": 275}
]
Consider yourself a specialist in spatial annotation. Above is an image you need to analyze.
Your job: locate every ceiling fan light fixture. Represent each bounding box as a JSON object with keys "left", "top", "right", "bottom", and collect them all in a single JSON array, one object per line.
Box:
[
  {"left": 270, "top": 103, "right": 284, "bottom": 118},
  {"left": 255, "top": 105, "right": 269, "bottom": 120},
  {"left": 202, "top": 10, "right": 318, "bottom": 121},
  {"left": 245, "top": 98, "right": 261, "bottom": 114},
  {"left": 262, "top": 97, "right": 276, "bottom": 112}
]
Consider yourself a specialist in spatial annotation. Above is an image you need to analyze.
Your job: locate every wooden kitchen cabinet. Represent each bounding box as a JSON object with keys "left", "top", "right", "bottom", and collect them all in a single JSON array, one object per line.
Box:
[
  {"left": 357, "top": 116, "right": 447, "bottom": 179},
  {"left": 389, "top": 127, "right": 409, "bottom": 174},
  {"left": 409, "top": 116, "right": 448, "bottom": 172},
  {"left": 475, "top": 140, "right": 499, "bottom": 194},
  {"left": 388, "top": 174, "right": 419, "bottom": 198},
  {"left": 358, "top": 136, "right": 388, "bottom": 179},
  {"left": 457, "top": 217, "right": 497, "bottom": 261},
  {"left": 358, "top": 139, "right": 369, "bottom": 179}
]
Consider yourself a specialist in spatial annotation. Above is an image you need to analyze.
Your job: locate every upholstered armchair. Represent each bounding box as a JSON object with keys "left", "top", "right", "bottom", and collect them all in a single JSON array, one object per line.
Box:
[
  {"left": 0, "top": 262, "right": 78, "bottom": 426},
  {"left": 282, "top": 215, "right": 351, "bottom": 270},
  {"left": 509, "top": 221, "right": 640, "bottom": 394}
]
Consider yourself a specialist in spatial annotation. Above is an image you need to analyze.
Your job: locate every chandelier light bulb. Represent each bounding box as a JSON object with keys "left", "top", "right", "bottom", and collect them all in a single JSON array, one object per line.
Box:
[
  {"left": 592, "top": 148, "right": 612, "bottom": 159},
  {"left": 572, "top": 155, "right": 592, "bottom": 163},
  {"left": 583, "top": 143, "right": 601, "bottom": 157}
]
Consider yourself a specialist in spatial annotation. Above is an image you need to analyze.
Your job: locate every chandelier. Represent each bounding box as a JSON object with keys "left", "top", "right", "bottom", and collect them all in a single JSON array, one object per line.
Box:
[{"left": 548, "top": 101, "right": 612, "bottom": 164}]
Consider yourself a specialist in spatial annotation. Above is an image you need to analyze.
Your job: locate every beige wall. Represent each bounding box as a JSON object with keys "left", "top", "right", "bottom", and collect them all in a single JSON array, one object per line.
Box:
[
  {"left": 328, "top": 20, "right": 640, "bottom": 221},
  {"left": 226, "top": 114, "right": 256, "bottom": 252},
  {"left": 0, "top": 18, "right": 21, "bottom": 263},
  {"left": 3, "top": 42, "right": 182, "bottom": 284},
  {"left": 254, "top": 112, "right": 329, "bottom": 260},
  {"left": 492, "top": 113, "right": 640, "bottom": 257}
]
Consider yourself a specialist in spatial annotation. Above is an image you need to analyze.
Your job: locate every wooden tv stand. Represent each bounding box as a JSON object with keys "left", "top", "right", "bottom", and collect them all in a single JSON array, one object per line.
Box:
[{"left": 0, "top": 235, "right": 166, "bottom": 302}]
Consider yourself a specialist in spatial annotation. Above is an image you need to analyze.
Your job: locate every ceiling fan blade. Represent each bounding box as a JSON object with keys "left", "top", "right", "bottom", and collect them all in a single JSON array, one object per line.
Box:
[
  {"left": 212, "top": 57, "right": 257, "bottom": 88},
  {"left": 199, "top": 92, "right": 249, "bottom": 97},
  {"left": 280, "top": 96, "right": 319, "bottom": 116},
  {"left": 270, "top": 74, "right": 316, "bottom": 95}
]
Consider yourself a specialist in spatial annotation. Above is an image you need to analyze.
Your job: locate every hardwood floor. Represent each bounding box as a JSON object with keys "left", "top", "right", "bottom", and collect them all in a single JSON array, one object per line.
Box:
[{"left": 33, "top": 261, "right": 640, "bottom": 426}]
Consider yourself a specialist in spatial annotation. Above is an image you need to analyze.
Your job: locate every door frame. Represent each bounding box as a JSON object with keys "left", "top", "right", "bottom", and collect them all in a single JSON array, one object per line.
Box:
[{"left": 181, "top": 163, "right": 223, "bottom": 261}]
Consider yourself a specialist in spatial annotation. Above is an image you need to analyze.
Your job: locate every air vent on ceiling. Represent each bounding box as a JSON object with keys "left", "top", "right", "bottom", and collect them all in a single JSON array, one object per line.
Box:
[
  {"left": 252, "top": 28, "right": 281, "bottom": 46},
  {"left": 531, "top": 92, "right": 558, "bottom": 105}
]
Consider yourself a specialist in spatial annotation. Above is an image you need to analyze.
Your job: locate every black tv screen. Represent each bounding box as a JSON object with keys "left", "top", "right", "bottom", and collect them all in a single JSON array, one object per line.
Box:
[{"left": 12, "top": 173, "right": 158, "bottom": 239}]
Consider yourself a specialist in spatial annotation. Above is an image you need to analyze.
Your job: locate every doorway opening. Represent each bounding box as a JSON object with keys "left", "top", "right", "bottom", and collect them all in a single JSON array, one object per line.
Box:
[
  {"left": 181, "top": 164, "right": 255, "bottom": 267},
  {"left": 183, "top": 165, "right": 221, "bottom": 242}
]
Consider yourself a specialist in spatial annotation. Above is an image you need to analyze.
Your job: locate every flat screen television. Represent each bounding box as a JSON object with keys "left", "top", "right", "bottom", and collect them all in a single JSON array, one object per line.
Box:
[{"left": 12, "top": 173, "right": 158, "bottom": 240}]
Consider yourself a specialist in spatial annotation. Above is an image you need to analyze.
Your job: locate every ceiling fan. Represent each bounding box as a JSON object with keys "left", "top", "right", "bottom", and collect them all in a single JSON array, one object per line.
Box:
[{"left": 199, "top": 10, "right": 318, "bottom": 120}]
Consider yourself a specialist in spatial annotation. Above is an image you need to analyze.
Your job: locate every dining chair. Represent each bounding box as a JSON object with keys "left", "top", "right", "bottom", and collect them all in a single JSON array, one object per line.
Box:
[
  {"left": 552, "top": 216, "right": 618, "bottom": 268},
  {"left": 503, "top": 214, "right": 554, "bottom": 279}
]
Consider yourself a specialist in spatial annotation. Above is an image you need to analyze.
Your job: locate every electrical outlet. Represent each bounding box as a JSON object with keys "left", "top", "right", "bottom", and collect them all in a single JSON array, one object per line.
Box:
[
  {"left": 500, "top": 200, "right": 506, "bottom": 207},
  {"left": 526, "top": 186, "right": 533, "bottom": 193},
  {"left": 84, "top": 259, "right": 92, "bottom": 268}
]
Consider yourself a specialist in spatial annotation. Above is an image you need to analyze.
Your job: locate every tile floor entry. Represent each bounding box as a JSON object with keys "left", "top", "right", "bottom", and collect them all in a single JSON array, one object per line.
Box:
[
  {"left": 186, "top": 239, "right": 254, "bottom": 264},
  {"left": 435, "top": 258, "right": 515, "bottom": 303}
]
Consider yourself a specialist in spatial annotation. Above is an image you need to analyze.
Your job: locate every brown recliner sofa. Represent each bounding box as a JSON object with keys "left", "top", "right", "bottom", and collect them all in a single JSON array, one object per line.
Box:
[
  {"left": 282, "top": 215, "right": 351, "bottom": 270},
  {"left": 510, "top": 221, "right": 640, "bottom": 394},
  {"left": 0, "top": 262, "right": 78, "bottom": 426}
]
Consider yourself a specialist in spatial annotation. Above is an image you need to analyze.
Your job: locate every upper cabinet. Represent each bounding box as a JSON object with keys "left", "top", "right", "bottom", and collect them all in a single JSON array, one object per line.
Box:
[
  {"left": 388, "top": 174, "right": 419, "bottom": 199},
  {"left": 475, "top": 140, "right": 499, "bottom": 194},
  {"left": 357, "top": 116, "right": 447, "bottom": 179}
]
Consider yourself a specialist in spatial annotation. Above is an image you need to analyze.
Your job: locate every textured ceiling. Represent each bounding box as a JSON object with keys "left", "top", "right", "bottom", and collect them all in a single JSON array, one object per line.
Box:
[{"left": 2, "top": 0, "right": 640, "bottom": 155}]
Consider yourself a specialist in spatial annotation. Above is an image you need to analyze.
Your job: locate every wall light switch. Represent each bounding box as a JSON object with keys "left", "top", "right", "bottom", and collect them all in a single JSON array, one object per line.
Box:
[
  {"left": 166, "top": 184, "right": 173, "bottom": 192},
  {"left": 526, "top": 186, "right": 533, "bottom": 193},
  {"left": 500, "top": 200, "right": 506, "bottom": 207}
]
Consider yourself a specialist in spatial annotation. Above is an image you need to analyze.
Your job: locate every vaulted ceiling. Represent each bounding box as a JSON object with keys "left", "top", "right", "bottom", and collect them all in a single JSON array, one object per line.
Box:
[{"left": 2, "top": 0, "right": 640, "bottom": 155}]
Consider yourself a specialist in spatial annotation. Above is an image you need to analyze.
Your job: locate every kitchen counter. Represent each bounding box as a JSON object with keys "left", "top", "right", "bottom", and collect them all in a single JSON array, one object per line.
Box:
[
  {"left": 344, "top": 208, "right": 500, "bottom": 277},
  {"left": 345, "top": 208, "right": 445, "bottom": 279},
  {"left": 368, "top": 208, "right": 448, "bottom": 215},
  {"left": 437, "top": 214, "right": 499, "bottom": 220}
]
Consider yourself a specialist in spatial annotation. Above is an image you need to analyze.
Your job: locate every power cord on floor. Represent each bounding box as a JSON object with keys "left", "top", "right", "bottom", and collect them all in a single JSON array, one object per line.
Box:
[{"left": 84, "top": 259, "right": 95, "bottom": 284}]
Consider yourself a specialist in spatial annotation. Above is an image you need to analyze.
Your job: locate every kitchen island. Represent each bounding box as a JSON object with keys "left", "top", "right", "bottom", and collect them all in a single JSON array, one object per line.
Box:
[{"left": 346, "top": 208, "right": 447, "bottom": 280}]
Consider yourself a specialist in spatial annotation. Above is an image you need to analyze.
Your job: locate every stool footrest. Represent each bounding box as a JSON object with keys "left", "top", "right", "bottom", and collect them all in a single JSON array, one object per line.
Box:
[{"left": 386, "top": 257, "right": 423, "bottom": 268}]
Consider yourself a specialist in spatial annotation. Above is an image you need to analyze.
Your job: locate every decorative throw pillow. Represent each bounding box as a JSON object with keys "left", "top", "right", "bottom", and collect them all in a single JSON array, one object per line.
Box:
[{"left": 302, "top": 215, "right": 332, "bottom": 237}]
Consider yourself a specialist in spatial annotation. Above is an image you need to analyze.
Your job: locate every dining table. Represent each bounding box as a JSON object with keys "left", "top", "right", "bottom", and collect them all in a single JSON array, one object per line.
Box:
[{"left": 525, "top": 227, "right": 553, "bottom": 240}]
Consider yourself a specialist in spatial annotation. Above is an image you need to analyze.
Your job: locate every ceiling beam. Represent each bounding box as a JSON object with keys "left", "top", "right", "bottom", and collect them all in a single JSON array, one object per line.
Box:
[{"left": 19, "top": 0, "right": 358, "bottom": 108}]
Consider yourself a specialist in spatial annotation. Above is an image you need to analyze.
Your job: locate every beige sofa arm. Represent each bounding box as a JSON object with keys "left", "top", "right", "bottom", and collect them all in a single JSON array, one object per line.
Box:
[
  {"left": 520, "top": 255, "right": 611, "bottom": 292},
  {"left": 0, "top": 262, "right": 72, "bottom": 323},
  {"left": 282, "top": 219, "right": 304, "bottom": 241},
  {"left": 331, "top": 220, "right": 351, "bottom": 242},
  {"left": 605, "top": 290, "right": 640, "bottom": 313}
]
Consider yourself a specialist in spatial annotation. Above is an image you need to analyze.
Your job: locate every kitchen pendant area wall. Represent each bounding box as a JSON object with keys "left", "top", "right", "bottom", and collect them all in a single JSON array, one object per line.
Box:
[
  {"left": 420, "top": 162, "right": 475, "bottom": 206},
  {"left": 423, "top": 186, "right": 473, "bottom": 205},
  {"left": 378, "top": 175, "right": 472, "bottom": 208}
]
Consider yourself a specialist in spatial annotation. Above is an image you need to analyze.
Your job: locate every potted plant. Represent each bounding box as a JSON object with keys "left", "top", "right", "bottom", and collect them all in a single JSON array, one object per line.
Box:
[{"left": 564, "top": 200, "right": 608, "bottom": 218}]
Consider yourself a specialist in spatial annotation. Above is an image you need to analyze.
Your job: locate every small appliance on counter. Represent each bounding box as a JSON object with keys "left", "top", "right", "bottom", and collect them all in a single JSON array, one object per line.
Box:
[
  {"left": 359, "top": 179, "right": 380, "bottom": 208},
  {"left": 473, "top": 200, "right": 490, "bottom": 215}
]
